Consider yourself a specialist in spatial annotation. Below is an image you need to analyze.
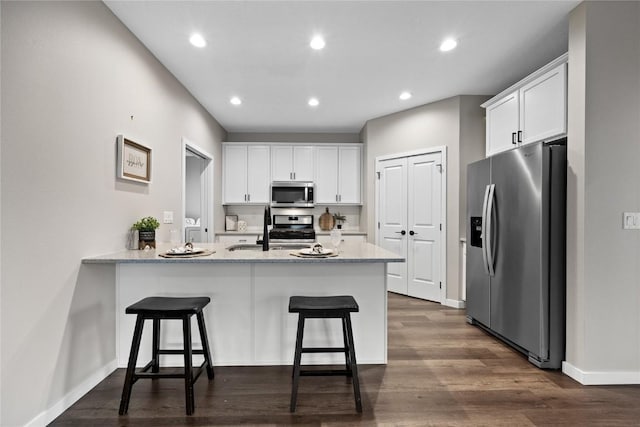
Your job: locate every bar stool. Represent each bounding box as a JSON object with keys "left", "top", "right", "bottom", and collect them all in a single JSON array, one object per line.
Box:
[
  {"left": 118, "top": 296, "right": 215, "bottom": 416},
  {"left": 288, "top": 295, "right": 362, "bottom": 412}
]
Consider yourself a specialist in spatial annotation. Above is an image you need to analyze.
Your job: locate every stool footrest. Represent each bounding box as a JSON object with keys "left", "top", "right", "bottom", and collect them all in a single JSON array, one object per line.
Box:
[
  {"left": 157, "top": 349, "right": 206, "bottom": 355},
  {"left": 301, "top": 347, "right": 347, "bottom": 353},
  {"left": 300, "top": 369, "right": 352, "bottom": 377}
]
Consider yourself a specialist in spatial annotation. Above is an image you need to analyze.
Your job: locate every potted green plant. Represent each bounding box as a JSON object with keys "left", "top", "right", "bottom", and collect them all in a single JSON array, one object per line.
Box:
[
  {"left": 333, "top": 212, "right": 346, "bottom": 229},
  {"left": 132, "top": 216, "right": 160, "bottom": 249}
]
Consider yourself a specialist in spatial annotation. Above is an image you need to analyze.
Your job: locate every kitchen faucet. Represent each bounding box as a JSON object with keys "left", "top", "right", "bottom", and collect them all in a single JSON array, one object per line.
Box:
[{"left": 260, "top": 205, "right": 271, "bottom": 251}]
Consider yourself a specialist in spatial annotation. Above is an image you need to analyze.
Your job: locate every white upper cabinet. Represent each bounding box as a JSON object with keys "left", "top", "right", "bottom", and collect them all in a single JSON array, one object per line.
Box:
[
  {"left": 483, "top": 54, "right": 567, "bottom": 157},
  {"left": 222, "top": 144, "right": 270, "bottom": 204},
  {"left": 271, "top": 145, "right": 314, "bottom": 181},
  {"left": 315, "top": 145, "right": 362, "bottom": 204}
]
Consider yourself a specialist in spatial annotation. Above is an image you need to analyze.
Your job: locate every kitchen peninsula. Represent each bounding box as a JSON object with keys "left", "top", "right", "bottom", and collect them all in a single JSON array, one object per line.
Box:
[{"left": 83, "top": 242, "right": 403, "bottom": 367}]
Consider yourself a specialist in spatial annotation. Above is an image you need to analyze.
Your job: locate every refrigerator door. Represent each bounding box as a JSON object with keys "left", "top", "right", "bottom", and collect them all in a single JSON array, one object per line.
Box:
[
  {"left": 465, "top": 159, "right": 491, "bottom": 327},
  {"left": 490, "top": 142, "right": 546, "bottom": 358}
]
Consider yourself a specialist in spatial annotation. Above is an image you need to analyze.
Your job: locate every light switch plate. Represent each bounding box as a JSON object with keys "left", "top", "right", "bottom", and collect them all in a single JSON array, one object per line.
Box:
[
  {"left": 163, "top": 211, "right": 174, "bottom": 224},
  {"left": 622, "top": 212, "right": 640, "bottom": 229}
]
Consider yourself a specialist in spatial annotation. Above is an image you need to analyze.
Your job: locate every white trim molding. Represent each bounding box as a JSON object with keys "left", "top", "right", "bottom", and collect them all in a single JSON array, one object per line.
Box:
[
  {"left": 26, "top": 360, "right": 118, "bottom": 427},
  {"left": 445, "top": 299, "right": 465, "bottom": 309},
  {"left": 562, "top": 361, "right": 640, "bottom": 385}
]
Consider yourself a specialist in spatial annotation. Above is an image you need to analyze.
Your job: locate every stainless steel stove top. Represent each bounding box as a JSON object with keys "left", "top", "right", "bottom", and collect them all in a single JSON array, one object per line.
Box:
[{"left": 269, "top": 215, "right": 315, "bottom": 242}]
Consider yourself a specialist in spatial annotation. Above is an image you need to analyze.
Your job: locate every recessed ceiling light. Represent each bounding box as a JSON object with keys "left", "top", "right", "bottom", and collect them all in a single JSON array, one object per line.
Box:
[
  {"left": 399, "top": 91, "right": 412, "bottom": 100},
  {"left": 440, "top": 38, "right": 457, "bottom": 52},
  {"left": 189, "top": 33, "right": 206, "bottom": 48},
  {"left": 308, "top": 97, "right": 319, "bottom": 107},
  {"left": 310, "top": 36, "right": 325, "bottom": 50},
  {"left": 230, "top": 96, "right": 242, "bottom": 106}
]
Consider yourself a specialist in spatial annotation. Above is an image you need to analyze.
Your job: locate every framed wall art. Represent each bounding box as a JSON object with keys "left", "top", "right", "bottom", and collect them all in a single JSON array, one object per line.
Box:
[
  {"left": 225, "top": 215, "right": 238, "bottom": 231},
  {"left": 117, "top": 135, "right": 152, "bottom": 183}
]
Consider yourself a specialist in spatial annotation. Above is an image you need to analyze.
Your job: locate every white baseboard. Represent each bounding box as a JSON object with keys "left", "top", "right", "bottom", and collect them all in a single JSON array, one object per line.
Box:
[
  {"left": 444, "top": 298, "right": 465, "bottom": 309},
  {"left": 562, "top": 361, "right": 640, "bottom": 385},
  {"left": 26, "top": 360, "right": 118, "bottom": 427}
]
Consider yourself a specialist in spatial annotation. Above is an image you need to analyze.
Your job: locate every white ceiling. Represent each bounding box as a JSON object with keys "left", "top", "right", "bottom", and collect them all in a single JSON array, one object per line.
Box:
[{"left": 105, "top": 1, "right": 579, "bottom": 134}]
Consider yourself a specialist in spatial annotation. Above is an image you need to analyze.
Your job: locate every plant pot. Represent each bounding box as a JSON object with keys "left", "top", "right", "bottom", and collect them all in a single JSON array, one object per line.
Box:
[{"left": 138, "top": 230, "right": 156, "bottom": 249}]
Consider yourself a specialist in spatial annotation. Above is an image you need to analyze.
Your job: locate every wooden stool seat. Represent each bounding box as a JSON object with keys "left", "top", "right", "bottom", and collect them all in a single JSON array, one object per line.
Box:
[
  {"left": 119, "top": 296, "right": 215, "bottom": 416},
  {"left": 288, "top": 295, "right": 362, "bottom": 413}
]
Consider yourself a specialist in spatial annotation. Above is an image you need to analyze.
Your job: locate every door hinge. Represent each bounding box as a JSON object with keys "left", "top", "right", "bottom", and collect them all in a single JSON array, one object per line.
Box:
[
  {"left": 439, "top": 224, "right": 442, "bottom": 231},
  {"left": 439, "top": 282, "right": 442, "bottom": 289},
  {"left": 376, "top": 171, "right": 381, "bottom": 179},
  {"left": 377, "top": 222, "right": 380, "bottom": 229}
]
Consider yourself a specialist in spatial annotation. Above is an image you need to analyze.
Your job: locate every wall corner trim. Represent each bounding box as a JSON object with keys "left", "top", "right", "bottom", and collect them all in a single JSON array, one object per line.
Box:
[
  {"left": 444, "top": 299, "right": 465, "bottom": 309},
  {"left": 25, "top": 360, "right": 118, "bottom": 427},
  {"left": 562, "top": 361, "right": 640, "bottom": 385}
]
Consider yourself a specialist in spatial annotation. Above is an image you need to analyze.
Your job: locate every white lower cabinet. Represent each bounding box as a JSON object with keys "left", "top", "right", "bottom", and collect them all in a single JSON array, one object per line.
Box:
[
  {"left": 316, "top": 234, "right": 366, "bottom": 246},
  {"left": 217, "top": 235, "right": 259, "bottom": 245}
]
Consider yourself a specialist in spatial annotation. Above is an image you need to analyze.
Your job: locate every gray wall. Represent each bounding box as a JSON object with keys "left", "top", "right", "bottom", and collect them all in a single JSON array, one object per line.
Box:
[
  {"left": 1, "top": 2, "right": 226, "bottom": 425},
  {"left": 361, "top": 95, "right": 488, "bottom": 302},
  {"left": 566, "top": 2, "right": 640, "bottom": 377}
]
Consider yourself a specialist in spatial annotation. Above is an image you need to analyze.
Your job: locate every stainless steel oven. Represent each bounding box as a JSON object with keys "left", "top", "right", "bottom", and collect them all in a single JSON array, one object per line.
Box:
[{"left": 271, "top": 181, "right": 314, "bottom": 208}]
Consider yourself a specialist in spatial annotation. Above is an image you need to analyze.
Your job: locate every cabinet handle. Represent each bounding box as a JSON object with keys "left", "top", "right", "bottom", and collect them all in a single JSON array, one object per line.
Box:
[
  {"left": 339, "top": 194, "right": 342, "bottom": 202},
  {"left": 244, "top": 194, "right": 247, "bottom": 202},
  {"left": 512, "top": 132, "right": 517, "bottom": 145},
  {"left": 336, "top": 194, "right": 339, "bottom": 202},
  {"left": 293, "top": 172, "right": 296, "bottom": 180},
  {"left": 517, "top": 130, "right": 522, "bottom": 143},
  {"left": 247, "top": 194, "right": 250, "bottom": 202}
]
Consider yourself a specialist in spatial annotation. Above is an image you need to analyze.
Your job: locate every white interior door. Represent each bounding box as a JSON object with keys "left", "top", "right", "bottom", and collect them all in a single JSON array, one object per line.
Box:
[
  {"left": 407, "top": 153, "right": 442, "bottom": 302},
  {"left": 183, "top": 138, "right": 214, "bottom": 243},
  {"left": 377, "top": 157, "right": 408, "bottom": 294}
]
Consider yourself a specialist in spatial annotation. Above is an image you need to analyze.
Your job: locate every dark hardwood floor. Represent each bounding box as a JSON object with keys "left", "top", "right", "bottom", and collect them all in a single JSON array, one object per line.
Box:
[{"left": 51, "top": 293, "right": 640, "bottom": 426}]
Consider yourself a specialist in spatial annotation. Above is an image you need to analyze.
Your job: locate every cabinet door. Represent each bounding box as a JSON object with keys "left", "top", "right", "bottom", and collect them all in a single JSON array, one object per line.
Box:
[
  {"left": 486, "top": 91, "right": 519, "bottom": 157},
  {"left": 338, "top": 146, "right": 361, "bottom": 204},
  {"left": 519, "top": 63, "right": 567, "bottom": 145},
  {"left": 271, "top": 146, "right": 293, "bottom": 181},
  {"left": 246, "top": 145, "right": 270, "bottom": 203},
  {"left": 292, "top": 146, "right": 314, "bottom": 181},
  {"left": 315, "top": 146, "right": 339, "bottom": 203},
  {"left": 223, "top": 145, "right": 248, "bottom": 204}
]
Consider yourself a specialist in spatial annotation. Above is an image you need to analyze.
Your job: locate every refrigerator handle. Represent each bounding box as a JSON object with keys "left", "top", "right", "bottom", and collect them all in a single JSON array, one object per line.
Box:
[
  {"left": 481, "top": 184, "right": 491, "bottom": 274},
  {"left": 486, "top": 184, "right": 496, "bottom": 276}
]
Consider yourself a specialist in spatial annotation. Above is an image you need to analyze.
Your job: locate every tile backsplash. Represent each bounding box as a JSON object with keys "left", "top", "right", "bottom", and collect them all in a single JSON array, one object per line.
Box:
[{"left": 223, "top": 205, "right": 361, "bottom": 232}]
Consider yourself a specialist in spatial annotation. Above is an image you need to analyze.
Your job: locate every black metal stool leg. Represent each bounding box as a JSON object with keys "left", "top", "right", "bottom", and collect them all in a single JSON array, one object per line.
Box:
[
  {"left": 182, "top": 315, "right": 194, "bottom": 415},
  {"left": 196, "top": 311, "right": 215, "bottom": 379},
  {"left": 290, "top": 315, "right": 305, "bottom": 412},
  {"left": 344, "top": 314, "right": 362, "bottom": 413},
  {"left": 119, "top": 315, "right": 145, "bottom": 415},
  {"left": 152, "top": 319, "right": 160, "bottom": 373}
]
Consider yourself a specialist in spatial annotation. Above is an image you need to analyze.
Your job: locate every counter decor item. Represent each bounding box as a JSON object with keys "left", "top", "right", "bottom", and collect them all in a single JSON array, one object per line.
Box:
[
  {"left": 237, "top": 220, "right": 247, "bottom": 232},
  {"left": 333, "top": 212, "right": 346, "bottom": 230},
  {"left": 225, "top": 215, "right": 238, "bottom": 231},
  {"left": 319, "top": 207, "right": 335, "bottom": 231},
  {"left": 132, "top": 216, "right": 160, "bottom": 249},
  {"left": 116, "top": 135, "right": 152, "bottom": 183}
]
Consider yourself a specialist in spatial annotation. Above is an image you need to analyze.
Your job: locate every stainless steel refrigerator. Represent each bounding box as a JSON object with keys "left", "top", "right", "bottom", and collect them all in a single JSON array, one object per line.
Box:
[{"left": 466, "top": 138, "right": 566, "bottom": 369}]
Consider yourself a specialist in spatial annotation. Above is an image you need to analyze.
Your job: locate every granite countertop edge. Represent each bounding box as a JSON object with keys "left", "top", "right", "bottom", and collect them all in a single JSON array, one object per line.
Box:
[{"left": 82, "top": 243, "right": 403, "bottom": 265}]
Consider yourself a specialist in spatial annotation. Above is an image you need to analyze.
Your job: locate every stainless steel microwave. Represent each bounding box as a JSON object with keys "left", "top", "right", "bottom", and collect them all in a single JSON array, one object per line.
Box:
[{"left": 271, "top": 182, "right": 314, "bottom": 208}]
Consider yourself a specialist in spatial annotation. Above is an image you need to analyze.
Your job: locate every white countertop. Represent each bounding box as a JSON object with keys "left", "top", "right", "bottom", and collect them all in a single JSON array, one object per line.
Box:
[
  {"left": 216, "top": 229, "right": 367, "bottom": 236},
  {"left": 82, "top": 242, "right": 403, "bottom": 264}
]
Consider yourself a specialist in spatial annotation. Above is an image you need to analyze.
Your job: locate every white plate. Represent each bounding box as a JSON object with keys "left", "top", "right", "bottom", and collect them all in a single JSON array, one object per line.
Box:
[
  {"left": 166, "top": 247, "right": 205, "bottom": 255},
  {"left": 298, "top": 248, "right": 334, "bottom": 256}
]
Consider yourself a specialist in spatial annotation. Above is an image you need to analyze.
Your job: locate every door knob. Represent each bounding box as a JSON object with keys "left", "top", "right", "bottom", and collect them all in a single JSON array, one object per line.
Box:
[
  {"left": 395, "top": 230, "right": 406, "bottom": 235},
  {"left": 409, "top": 230, "right": 417, "bottom": 236}
]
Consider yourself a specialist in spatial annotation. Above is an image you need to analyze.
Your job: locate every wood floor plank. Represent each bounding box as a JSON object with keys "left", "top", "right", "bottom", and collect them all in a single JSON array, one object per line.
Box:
[{"left": 50, "top": 293, "right": 640, "bottom": 426}]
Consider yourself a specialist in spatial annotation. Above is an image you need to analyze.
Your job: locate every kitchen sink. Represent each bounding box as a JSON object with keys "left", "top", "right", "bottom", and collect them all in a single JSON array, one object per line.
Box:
[{"left": 226, "top": 243, "right": 312, "bottom": 252}]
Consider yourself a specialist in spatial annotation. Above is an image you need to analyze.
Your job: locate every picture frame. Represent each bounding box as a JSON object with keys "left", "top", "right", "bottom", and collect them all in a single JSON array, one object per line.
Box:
[
  {"left": 225, "top": 215, "right": 238, "bottom": 231},
  {"left": 117, "top": 135, "right": 152, "bottom": 183}
]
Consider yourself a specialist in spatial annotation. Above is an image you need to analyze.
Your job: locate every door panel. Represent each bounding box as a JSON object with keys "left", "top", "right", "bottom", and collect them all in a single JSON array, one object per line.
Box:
[
  {"left": 377, "top": 158, "right": 407, "bottom": 294},
  {"left": 466, "top": 159, "right": 491, "bottom": 326},
  {"left": 407, "top": 153, "right": 442, "bottom": 301},
  {"left": 490, "top": 144, "right": 544, "bottom": 356}
]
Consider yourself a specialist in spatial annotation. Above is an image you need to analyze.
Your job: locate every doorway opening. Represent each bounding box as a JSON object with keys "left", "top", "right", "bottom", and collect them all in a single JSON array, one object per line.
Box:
[{"left": 182, "top": 138, "right": 214, "bottom": 243}]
